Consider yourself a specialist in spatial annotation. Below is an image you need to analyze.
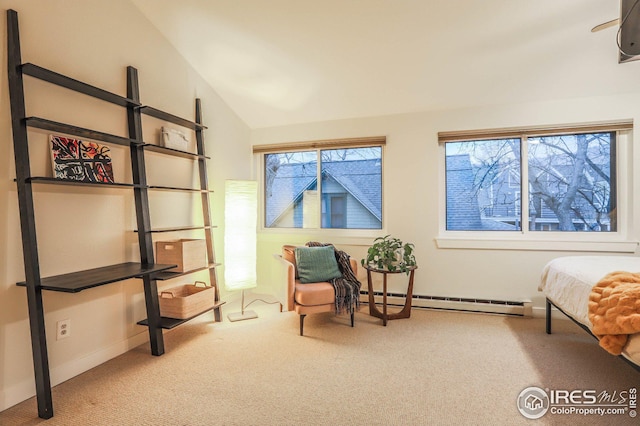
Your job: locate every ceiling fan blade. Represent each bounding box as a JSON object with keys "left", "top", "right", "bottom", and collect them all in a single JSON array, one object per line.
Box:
[{"left": 591, "top": 18, "right": 620, "bottom": 33}]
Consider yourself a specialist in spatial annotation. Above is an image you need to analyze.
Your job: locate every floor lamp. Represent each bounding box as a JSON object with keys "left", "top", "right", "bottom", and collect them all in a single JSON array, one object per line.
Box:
[{"left": 224, "top": 180, "right": 259, "bottom": 322}]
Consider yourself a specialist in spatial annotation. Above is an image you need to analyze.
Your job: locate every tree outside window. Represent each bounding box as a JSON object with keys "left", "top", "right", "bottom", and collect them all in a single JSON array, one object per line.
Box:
[{"left": 445, "top": 132, "right": 615, "bottom": 232}]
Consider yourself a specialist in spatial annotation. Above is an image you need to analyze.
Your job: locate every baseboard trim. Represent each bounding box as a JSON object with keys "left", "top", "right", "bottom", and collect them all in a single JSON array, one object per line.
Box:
[
  {"left": 0, "top": 330, "right": 150, "bottom": 412},
  {"left": 360, "top": 291, "right": 532, "bottom": 317}
]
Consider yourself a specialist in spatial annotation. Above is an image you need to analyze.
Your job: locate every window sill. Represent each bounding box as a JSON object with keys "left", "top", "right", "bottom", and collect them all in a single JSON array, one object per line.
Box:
[
  {"left": 258, "top": 229, "right": 381, "bottom": 247},
  {"left": 435, "top": 236, "right": 638, "bottom": 253}
]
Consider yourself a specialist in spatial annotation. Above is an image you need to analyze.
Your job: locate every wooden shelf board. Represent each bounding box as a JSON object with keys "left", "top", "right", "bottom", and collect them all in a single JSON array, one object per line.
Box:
[
  {"left": 142, "top": 143, "right": 208, "bottom": 160},
  {"left": 152, "top": 263, "right": 221, "bottom": 281},
  {"left": 138, "top": 106, "right": 207, "bottom": 130},
  {"left": 25, "top": 177, "right": 140, "bottom": 188},
  {"left": 135, "top": 225, "right": 215, "bottom": 233},
  {"left": 137, "top": 302, "right": 226, "bottom": 329},
  {"left": 16, "top": 262, "right": 176, "bottom": 293},
  {"left": 148, "top": 185, "right": 210, "bottom": 193},
  {"left": 25, "top": 117, "right": 140, "bottom": 147},
  {"left": 21, "top": 63, "right": 140, "bottom": 107}
]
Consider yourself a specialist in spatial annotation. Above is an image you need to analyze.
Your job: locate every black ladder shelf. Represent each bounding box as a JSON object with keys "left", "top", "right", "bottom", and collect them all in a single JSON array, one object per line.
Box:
[
  {"left": 130, "top": 67, "right": 225, "bottom": 328},
  {"left": 7, "top": 9, "right": 223, "bottom": 419}
]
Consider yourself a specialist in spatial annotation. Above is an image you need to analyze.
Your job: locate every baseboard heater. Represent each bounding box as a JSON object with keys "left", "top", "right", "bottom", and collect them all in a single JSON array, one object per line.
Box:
[{"left": 359, "top": 291, "right": 532, "bottom": 317}]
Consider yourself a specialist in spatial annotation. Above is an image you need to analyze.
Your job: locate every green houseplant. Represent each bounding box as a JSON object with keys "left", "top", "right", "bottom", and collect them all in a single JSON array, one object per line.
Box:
[{"left": 361, "top": 235, "right": 417, "bottom": 274}]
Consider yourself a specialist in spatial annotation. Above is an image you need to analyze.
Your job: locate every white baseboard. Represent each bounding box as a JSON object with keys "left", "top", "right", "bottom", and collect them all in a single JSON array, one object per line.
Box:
[
  {"left": 0, "top": 330, "right": 150, "bottom": 412},
  {"left": 361, "top": 292, "right": 533, "bottom": 316}
]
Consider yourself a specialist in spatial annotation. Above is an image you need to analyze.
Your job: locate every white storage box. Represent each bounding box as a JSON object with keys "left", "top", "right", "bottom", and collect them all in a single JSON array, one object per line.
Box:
[
  {"left": 161, "top": 127, "right": 189, "bottom": 151},
  {"left": 156, "top": 239, "right": 207, "bottom": 273}
]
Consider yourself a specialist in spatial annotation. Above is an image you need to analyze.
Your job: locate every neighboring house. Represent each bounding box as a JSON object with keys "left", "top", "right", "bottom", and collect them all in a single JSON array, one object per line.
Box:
[
  {"left": 475, "top": 164, "right": 612, "bottom": 231},
  {"left": 446, "top": 154, "right": 484, "bottom": 230},
  {"left": 447, "top": 154, "right": 612, "bottom": 231},
  {"left": 266, "top": 159, "right": 382, "bottom": 228},
  {"left": 446, "top": 154, "right": 516, "bottom": 231}
]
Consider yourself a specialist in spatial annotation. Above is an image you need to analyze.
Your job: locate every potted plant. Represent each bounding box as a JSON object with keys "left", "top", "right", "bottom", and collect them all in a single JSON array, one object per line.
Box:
[{"left": 361, "top": 235, "right": 417, "bottom": 274}]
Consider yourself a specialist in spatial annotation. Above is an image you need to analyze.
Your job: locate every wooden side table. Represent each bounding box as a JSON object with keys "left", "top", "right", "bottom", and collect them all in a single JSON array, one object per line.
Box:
[{"left": 365, "top": 265, "right": 417, "bottom": 326}]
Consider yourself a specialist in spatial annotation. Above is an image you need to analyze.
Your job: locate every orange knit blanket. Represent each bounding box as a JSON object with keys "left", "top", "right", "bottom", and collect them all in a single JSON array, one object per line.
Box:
[{"left": 588, "top": 271, "right": 640, "bottom": 355}]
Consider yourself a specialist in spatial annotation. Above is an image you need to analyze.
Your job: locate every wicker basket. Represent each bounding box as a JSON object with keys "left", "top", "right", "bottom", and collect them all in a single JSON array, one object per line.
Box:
[
  {"left": 156, "top": 239, "right": 207, "bottom": 273},
  {"left": 158, "top": 281, "right": 214, "bottom": 319}
]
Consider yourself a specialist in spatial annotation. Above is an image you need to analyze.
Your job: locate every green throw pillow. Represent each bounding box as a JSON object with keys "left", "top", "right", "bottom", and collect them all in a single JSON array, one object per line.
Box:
[{"left": 294, "top": 246, "right": 342, "bottom": 283}]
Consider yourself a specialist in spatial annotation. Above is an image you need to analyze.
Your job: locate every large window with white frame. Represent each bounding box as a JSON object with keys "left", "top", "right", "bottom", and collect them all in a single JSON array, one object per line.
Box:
[
  {"left": 254, "top": 137, "right": 384, "bottom": 230},
  {"left": 439, "top": 121, "right": 633, "bottom": 244}
]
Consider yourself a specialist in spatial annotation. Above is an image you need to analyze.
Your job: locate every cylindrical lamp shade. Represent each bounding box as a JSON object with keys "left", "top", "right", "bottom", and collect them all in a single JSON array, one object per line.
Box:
[{"left": 224, "top": 180, "right": 258, "bottom": 290}]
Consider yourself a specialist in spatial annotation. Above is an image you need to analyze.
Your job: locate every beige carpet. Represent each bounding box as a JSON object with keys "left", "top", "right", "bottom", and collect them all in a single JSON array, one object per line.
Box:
[{"left": 1, "top": 304, "right": 638, "bottom": 425}]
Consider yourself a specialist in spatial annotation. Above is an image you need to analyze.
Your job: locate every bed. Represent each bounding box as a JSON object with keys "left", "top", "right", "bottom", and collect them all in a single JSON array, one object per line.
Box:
[{"left": 539, "top": 256, "right": 640, "bottom": 371}]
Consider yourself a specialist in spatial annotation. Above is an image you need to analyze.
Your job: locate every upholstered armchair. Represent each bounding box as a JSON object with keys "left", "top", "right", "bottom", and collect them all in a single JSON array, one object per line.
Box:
[{"left": 281, "top": 245, "right": 359, "bottom": 336}]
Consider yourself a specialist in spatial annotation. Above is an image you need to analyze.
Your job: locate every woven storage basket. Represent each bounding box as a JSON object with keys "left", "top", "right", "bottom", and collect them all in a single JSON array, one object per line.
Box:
[
  {"left": 159, "top": 281, "right": 214, "bottom": 319},
  {"left": 156, "top": 239, "right": 207, "bottom": 273}
]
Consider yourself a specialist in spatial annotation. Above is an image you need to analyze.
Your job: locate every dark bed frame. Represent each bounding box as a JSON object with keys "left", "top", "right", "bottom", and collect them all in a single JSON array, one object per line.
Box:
[{"left": 546, "top": 298, "right": 640, "bottom": 373}]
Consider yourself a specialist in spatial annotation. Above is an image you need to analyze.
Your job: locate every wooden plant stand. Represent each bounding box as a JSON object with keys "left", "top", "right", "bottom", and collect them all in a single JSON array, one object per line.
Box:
[{"left": 365, "top": 265, "right": 417, "bottom": 326}]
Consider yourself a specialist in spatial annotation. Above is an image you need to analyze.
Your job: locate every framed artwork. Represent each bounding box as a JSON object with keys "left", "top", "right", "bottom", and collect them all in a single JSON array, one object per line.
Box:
[{"left": 50, "top": 134, "right": 115, "bottom": 183}]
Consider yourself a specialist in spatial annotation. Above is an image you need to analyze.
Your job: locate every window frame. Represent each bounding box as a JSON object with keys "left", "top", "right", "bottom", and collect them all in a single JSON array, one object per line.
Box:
[
  {"left": 254, "top": 136, "right": 386, "bottom": 238},
  {"left": 436, "top": 121, "right": 637, "bottom": 252}
]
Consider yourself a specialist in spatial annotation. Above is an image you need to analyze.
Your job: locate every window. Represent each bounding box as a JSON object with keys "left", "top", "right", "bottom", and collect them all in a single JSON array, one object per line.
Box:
[
  {"left": 255, "top": 137, "right": 384, "bottom": 230},
  {"left": 323, "top": 193, "right": 346, "bottom": 228},
  {"left": 440, "top": 122, "right": 631, "bottom": 237}
]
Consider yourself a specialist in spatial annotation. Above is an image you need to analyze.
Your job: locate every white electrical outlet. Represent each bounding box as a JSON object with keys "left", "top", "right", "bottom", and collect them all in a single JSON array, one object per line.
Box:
[{"left": 56, "top": 319, "right": 71, "bottom": 340}]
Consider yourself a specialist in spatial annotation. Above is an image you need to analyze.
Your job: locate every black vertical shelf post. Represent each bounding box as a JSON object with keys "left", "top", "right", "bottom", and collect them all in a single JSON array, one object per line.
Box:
[
  {"left": 195, "top": 99, "right": 223, "bottom": 322},
  {"left": 7, "top": 10, "right": 53, "bottom": 419},
  {"left": 6, "top": 10, "right": 54, "bottom": 419},
  {"left": 126, "top": 66, "right": 164, "bottom": 356}
]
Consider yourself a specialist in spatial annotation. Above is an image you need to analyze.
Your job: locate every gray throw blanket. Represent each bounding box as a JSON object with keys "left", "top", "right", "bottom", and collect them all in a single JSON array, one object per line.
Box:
[{"left": 306, "top": 242, "right": 361, "bottom": 315}]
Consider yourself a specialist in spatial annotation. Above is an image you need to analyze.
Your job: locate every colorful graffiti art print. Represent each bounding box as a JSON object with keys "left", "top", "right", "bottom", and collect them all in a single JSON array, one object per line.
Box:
[{"left": 50, "top": 135, "right": 115, "bottom": 183}]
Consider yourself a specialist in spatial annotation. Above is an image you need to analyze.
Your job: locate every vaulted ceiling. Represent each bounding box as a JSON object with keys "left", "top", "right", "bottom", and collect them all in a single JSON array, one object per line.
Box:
[{"left": 132, "top": 0, "right": 640, "bottom": 129}]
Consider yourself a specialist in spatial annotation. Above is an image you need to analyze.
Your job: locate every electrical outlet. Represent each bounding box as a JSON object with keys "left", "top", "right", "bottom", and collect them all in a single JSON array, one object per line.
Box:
[{"left": 56, "top": 319, "right": 71, "bottom": 340}]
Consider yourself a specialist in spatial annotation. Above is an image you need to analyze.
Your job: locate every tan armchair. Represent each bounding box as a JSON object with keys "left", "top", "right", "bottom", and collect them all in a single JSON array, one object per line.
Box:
[{"left": 281, "top": 245, "right": 359, "bottom": 336}]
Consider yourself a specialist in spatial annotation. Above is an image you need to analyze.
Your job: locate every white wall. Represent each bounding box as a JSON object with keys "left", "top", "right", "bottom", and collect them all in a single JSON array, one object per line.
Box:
[
  {"left": 0, "top": 0, "right": 251, "bottom": 411},
  {"left": 3, "top": 0, "right": 640, "bottom": 415},
  {"left": 254, "top": 92, "right": 640, "bottom": 313}
]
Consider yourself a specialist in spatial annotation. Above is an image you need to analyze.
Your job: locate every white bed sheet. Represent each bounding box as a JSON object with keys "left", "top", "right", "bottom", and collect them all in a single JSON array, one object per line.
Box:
[{"left": 539, "top": 255, "right": 640, "bottom": 367}]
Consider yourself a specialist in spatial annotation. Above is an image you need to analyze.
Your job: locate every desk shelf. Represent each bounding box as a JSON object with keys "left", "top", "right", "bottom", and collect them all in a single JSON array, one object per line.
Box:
[{"left": 16, "top": 262, "right": 176, "bottom": 293}]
